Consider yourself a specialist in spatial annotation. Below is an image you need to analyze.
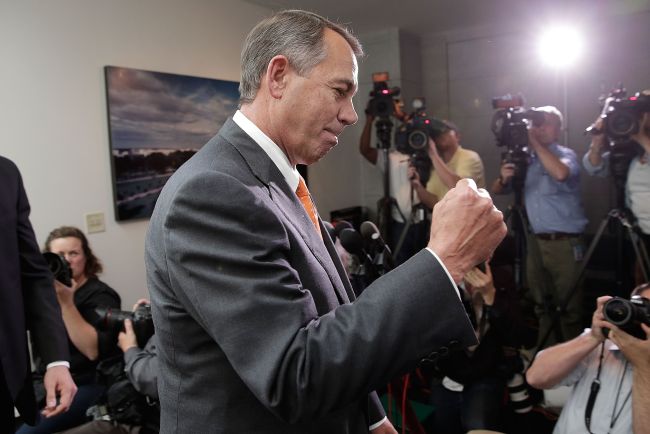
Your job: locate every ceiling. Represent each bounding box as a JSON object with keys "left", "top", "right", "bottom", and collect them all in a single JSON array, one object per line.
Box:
[{"left": 242, "top": 0, "right": 650, "bottom": 37}]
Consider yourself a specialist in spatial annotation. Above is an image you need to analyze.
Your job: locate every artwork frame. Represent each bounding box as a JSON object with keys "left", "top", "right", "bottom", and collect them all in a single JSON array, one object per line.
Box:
[{"left": 104, "top": 65, "right": 239, "bottom": 221}]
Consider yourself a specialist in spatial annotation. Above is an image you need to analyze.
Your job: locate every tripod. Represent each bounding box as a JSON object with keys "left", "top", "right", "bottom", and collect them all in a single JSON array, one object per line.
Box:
[
  {"left": 503, "top": 182, "right": 528, "bottom": 293},
  {"left": 375, "top": 116, "right": 405, "bottom": 253},
  {"left": 536, "top": 184, "right": 650, "bottom": 351},
  {"left": 393, "top": 187, "right": 428, "bottom": 264}
]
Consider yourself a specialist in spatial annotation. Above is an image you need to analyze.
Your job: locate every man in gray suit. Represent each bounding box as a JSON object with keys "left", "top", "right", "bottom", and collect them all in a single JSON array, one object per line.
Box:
[{"left": 145, "top": 10, "right": 506, "bottom": 433}]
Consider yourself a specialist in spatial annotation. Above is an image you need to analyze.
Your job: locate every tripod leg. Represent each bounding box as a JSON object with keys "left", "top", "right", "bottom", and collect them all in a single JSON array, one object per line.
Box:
[
  {"left": 627, "top": 228, "right": 650, "bottom": 282},
  {"left": 533, "top": 214, "right": 613, "bottom": 353}
]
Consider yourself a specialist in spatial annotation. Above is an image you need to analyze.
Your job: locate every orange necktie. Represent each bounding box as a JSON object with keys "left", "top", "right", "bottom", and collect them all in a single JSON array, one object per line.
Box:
[{"left": 296, "top": 177, "right": 322, "bottom": 238}]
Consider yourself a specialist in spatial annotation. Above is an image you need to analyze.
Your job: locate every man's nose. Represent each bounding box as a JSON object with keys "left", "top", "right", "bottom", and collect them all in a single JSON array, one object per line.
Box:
[{"left": 339, "top": 99, "right": 358, "bottom": 126}]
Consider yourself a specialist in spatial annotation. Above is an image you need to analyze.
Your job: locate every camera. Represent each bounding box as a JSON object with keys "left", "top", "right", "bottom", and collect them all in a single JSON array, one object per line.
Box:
[
  {"left": 366, "top": 72, "right": 400, "bottom": 119},
  {"left": 491, "top": 94, "right": 545, "bottom": 149},
  {"left": 96, "top": 303, "right": 155, "bottom": 347},
  {"left": 603, "top": 295, "right": 650, "bottom": 340},
  {"left": 599, "top": 88, "right": 650, "bottom": 140},
  {"left": 491, "top": 94, "right": 543, "bottom": 189},
  {"left": 43, "top": 252, "right": 72, "bottom": 287}
]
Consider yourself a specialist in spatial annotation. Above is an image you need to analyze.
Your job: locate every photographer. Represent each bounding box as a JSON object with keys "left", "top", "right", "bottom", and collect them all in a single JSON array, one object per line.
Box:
[
  {"left": 409, "top": 121, "right": 485, "bottom": 209},
  {"left": 426, "top": 239, "right": 535, "bottom": 433},
  {"left": 583, "top": 90, "right": 650, "bottom": 283},
  {"left": 526, "top": 283, "right": 650, "bottom": 434},
  {"left": 359, "top": 105, "right": 428, "bottom": 265},
  {"left": 61, "top": 299, "right": 159, "bottom": 434},
  {"left": 491, "top": 106, "right": 588, "bottom": 349}
]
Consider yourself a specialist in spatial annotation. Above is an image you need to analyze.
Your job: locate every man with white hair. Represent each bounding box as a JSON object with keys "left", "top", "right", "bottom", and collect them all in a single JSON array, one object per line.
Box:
[{"left": 492, "top": 106, "right": 588, "bottom": 348}]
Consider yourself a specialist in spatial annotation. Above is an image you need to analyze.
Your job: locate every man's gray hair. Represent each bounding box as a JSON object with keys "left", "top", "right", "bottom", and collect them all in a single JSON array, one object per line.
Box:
[
  {"left": 535, "top": 105, "right": 564, "bottom": 129},
  {"left": 239, "top": 10, "right": 363, "bottom": 104}
]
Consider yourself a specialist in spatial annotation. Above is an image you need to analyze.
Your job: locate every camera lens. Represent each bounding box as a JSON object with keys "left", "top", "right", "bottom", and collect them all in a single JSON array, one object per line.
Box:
[
  {"left": 603, "top": 298, "right": 633, "bottom": 325},
  {"left": 408, "top": 130, "right": 428, "bottom": 150},
  {"left": 609, "top": 112, "right": 636, "bottom": 137}
]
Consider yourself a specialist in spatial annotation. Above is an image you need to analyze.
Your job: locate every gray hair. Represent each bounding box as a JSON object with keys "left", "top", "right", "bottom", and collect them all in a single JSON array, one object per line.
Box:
[
  {"left": 239, "top": 10, "right": 363, "bottom": 104},
  {"left": 534, "top": 105, "right": 564, "bottom": 129}
]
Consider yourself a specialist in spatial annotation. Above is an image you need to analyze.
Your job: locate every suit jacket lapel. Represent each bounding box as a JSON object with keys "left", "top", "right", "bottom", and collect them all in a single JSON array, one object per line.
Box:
[{"left": 219, "top": 118, "right": 351, "bottom": 305}]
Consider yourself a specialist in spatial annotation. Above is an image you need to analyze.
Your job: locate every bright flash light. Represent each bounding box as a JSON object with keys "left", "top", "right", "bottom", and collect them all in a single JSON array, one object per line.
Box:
[{"left": 538, "top": 25, "right": 583, "bottom": 69}]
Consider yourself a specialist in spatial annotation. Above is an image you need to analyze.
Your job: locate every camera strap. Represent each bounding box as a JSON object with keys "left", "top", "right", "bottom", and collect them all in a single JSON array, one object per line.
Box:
[
  {"left": 584, "top": 342, "right": 604, "bottom": 434},
  {"left": 585, "top": 341, "right": 631, "bottom": 434}
]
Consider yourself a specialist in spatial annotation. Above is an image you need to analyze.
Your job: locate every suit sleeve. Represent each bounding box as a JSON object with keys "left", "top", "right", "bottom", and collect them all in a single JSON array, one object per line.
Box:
[
  {"left": 163, "top": 172, "right": 476, "bottom": 423},
  {"left": 123, "top": 336, "right": 158, "bottom": 399},
  {"left": 15, "top": 165, "right": 69, "bottom": 365}
]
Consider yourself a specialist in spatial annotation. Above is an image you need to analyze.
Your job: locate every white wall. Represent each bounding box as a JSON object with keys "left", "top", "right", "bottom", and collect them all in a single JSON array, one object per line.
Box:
[{"left": 0, "top": 0, "right": 270, "bottom": 308}]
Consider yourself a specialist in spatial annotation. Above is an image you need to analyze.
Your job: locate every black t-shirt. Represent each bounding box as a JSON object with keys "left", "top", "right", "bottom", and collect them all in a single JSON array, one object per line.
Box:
[{"left": 34, "top": 277, "right": 121, "bottom": 385}]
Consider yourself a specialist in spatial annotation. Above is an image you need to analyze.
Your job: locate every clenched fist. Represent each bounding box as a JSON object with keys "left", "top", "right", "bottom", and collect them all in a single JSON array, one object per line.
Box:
[{"left": 428, "top": 178, "right": 506, "bottom": 282}]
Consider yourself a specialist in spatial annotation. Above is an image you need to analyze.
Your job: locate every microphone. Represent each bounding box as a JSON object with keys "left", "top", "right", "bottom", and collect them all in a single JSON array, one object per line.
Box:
[
  {"left": 359, "top": 221, "right": 394, "bottom": 272},
  {"left": 339, "top": 227, "right": 367, "bottom": 258},
  {"left": 360, "top": 221, "right": 391, "bottom": 254},
  {"left": 333, "top": 220, "right": 353, "bottom": 241}
]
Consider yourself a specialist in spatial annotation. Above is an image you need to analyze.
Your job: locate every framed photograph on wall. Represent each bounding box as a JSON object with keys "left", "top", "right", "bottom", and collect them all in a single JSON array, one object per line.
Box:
[{"left": 104, "top": 65, "right": 239, "bottom": 221}]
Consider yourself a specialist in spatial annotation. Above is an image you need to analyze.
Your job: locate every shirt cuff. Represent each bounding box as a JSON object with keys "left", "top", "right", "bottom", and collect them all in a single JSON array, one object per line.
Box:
[
  {"left": 425, "top": 247, "right": 461, "bottom": 300},
  {"left": 369, "top": 416, "right": 388, "bottom": 431},
  {"left": 46, "top": 361, "right": 70, "bottom": 370}
]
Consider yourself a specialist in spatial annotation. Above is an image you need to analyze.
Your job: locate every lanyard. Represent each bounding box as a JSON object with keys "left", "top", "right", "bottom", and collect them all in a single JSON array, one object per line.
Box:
[{"left": 585, "top": 342, "right": 630, "bottom": 434}]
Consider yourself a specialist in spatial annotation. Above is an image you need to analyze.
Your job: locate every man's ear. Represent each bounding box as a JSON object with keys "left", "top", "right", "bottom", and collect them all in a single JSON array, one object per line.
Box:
[{"left": 265, "top": 55, "right": 291, "bottom": 99}]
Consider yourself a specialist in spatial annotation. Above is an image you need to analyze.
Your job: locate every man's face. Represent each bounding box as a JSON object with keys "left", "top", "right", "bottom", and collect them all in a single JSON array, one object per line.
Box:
[
  {"left": 435, "top": 130, "right": 459, "bottom": 152},
  {"left": 530, "top": 113, "right": 561, "bottom": 146},
  {"left": 273, "top": 29, "right": 359, "bottom": 165}
]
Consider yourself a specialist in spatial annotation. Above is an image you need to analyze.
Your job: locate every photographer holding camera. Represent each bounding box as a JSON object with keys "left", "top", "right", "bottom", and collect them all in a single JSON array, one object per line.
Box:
[
  {"left": 583, "top": 89, "right": 650, "bottom": 283},
  {"left": 359, "top": 103, "right": 428, "bottom": 265},
  {"left": 18, "top": 227, "right": 122, "bottom": 434},
  {"left": 61, "top": 299, "right": 159, "bottom": 434},
  {"left": 526, "top": 283, "right": 650, "bottom": 434},
  {"left": 492, "top": 106, "right": 588, "bottom": 349},
  {"left": 409, "top": 120, "right": 486, "bottom": 209},
  {"left": 426, "top": 239, "right": 536, "bottom": 433}
]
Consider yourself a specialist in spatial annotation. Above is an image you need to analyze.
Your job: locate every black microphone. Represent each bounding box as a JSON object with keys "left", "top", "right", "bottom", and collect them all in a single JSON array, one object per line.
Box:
[
  {"left": 339, "top": 227, "right": 367, "bottom": 258},
  {"left": 359, "top": 221, "right": 394, "bottom": 272},
  {"left": 360, "top": 221, "right": 391, "bottom": 254},
  {"left": 333, "top": 220, "right": 353, "bottom": 241}
]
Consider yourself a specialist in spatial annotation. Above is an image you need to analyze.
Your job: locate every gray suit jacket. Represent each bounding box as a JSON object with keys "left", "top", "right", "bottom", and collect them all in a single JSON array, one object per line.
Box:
[{"left": 145, "top": 118, "right": 477, "bottom": 433}]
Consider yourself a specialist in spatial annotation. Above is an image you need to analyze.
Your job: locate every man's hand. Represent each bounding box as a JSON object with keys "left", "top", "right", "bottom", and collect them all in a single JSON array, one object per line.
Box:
[
  {"left": 428, "top": 178, "right": 506, "bottom": 282},
  {"left": 41, "top": 365, "right": 77, "bottom": 418},
  {"left": 427, "top": 136, "right": 439, "bottom": 160},
  {"left": 118, "top": 319, "right": 138, "bottom": 352},
  {"left": 118, "top": 299, "right": 150, "bottom": 352},
  {"left": 464, "top": 262, "right": 496, "bottom": 305},
  {"left": 590, "top": 295, "right": 613, "bottom": 342},
  {"left": 609, "top": 323, "right": 650, "bottom": 371},
  {"left": 408, "top": 166, "right": 422, "bottom": 189},
  {"left": 499, "top": 162, "right": 516, "bottom": 184},
  {"left": 370, "top": 419, "right": 398, "bottom": 434}
]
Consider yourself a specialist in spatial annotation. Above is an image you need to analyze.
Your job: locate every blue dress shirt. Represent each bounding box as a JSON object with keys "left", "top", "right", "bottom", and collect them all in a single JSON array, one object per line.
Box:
[{"left": 524, "top": 143, "right": 588, "bottom": 234}]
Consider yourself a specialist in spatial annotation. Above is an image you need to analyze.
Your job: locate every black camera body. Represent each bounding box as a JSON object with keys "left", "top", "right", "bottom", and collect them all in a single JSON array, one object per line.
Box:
[
  {"left": 43, "top": 252, "right": 73, "bottom": 287},
  {"left": 603, "top": 295, "right": 650, "bottom": 340},
  {"left": 490, "top": 94, "right": 544, "bottom": 189},
  {"left": 395, "top": 111, "right": 450, "bottom": 154},
  {"left": 491, "top": 94, "right": 545, "bottom": 149},
  {"left": 602, "top": 91, "right": 650, "bottom": 140},
  {"left": 394, "top": 110, "right": 447, "bottom": 186},
  {"left": 367, "top": 80, "right": 400, "bottom": 119},
  {"left": 96, "top": 304, "right": 155, "bottom": 347}
]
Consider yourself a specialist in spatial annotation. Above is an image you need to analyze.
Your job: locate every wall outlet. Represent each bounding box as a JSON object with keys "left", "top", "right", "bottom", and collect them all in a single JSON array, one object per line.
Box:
[{"left": 85, "top": 212, "right": 106, "bottom": 234}]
